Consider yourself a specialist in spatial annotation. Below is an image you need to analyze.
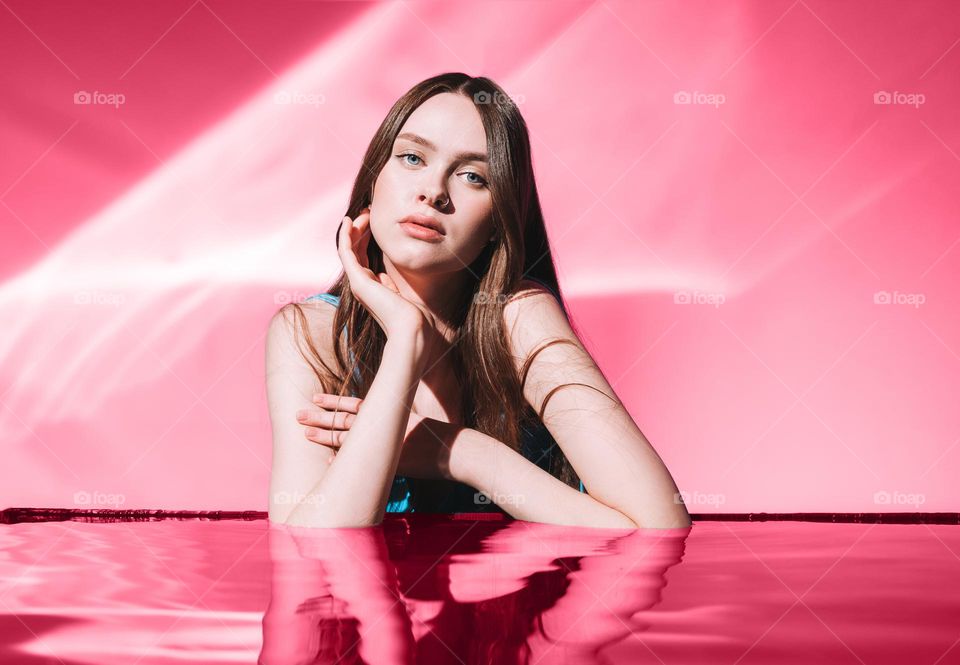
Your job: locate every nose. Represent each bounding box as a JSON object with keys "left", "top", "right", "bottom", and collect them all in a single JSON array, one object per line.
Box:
[{"left": 418, "top": 180, "right": 449, "bottom": 211}]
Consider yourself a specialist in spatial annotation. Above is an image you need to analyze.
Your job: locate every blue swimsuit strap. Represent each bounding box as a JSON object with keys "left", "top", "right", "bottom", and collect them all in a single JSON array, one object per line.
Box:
[{"left": 303, "top": 292, "right": 341, "bottom": 307}]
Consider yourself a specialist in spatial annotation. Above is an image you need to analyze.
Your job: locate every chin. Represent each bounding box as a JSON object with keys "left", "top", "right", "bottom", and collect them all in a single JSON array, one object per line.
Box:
[{"left": 380, "top": 244, "right": 445, "bottom": 274}]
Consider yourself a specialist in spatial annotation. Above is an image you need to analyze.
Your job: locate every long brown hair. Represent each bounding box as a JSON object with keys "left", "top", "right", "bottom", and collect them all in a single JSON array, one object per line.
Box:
[{"left": 286, "top": 72, "right": 590, "bottom": 490}]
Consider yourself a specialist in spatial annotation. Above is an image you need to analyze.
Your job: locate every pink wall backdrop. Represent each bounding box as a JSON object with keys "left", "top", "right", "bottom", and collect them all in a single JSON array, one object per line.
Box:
[{"left": 2, "top": 0, "right": 958, "bottom": 513}]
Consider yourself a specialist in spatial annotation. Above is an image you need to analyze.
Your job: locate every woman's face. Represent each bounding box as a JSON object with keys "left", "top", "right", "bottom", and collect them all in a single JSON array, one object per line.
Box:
[{"left": 369, "top": 92, "right": 494, "bottom": 275}]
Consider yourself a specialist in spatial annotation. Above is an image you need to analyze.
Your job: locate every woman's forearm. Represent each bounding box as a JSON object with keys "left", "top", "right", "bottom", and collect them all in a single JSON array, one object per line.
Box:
[
  {"left": 285, "top": 331, "right": 426, "bottom": 528},
  {"left": 449, "top": 428, "right": 641, "bottom": 529}
]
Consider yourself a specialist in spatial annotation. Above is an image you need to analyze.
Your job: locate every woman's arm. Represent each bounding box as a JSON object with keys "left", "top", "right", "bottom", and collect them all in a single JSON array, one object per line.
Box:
[
  {"left": 288, "top": 375, "right": 683, "bottom": 528},
  {"left": 449, "top": 426, "right": 641, "bottom": 528},
  {"left": 495, "top": 281, "right": 691, "bottom": 529},
  {"left": 265, "top": 302, "right": 341, "bottom": 524},
  {"left": 268, "top": 209, "right": 437, "bottom": 528},
  {"left": 281, "top": 326, "right": 427, "bottom": 528}
]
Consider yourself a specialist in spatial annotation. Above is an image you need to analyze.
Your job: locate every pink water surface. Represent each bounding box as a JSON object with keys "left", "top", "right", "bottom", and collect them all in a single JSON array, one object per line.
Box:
[{"left": 0, "top": 517, "right": 958, "bottom": 664}]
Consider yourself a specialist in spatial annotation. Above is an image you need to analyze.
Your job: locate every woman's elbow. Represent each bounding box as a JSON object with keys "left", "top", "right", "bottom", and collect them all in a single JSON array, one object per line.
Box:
[{"left": 632, "top": 505, "right": 693, "bottom": 529}]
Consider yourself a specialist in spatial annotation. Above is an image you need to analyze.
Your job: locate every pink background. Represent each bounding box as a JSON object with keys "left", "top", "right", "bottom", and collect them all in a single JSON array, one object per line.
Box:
[{"left": 1, "top": 0, "right": 957, "bottom": 513}]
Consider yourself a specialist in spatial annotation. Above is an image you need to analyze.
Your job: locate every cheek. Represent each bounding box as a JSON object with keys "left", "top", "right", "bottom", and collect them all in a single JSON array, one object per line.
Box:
[
  {"left": 376, "top": 162, "right": 405, "bottom": 196},
  {"left": 370, "top": 170, "right": 390, "bottom": 209},
  {"left": 453, "top": 208, "right": 494, "bottom": 252},
  {"left": 368, "top": 214, "right": 389, "bottom": 249},
  {"left": 468, "top": 200, "right": 494, "bottom": 239}
]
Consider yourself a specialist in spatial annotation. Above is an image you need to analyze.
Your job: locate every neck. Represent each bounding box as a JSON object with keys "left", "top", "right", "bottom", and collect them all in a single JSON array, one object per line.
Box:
[{"left": 383, "top": 261, "right": 470, "bottom": 335}]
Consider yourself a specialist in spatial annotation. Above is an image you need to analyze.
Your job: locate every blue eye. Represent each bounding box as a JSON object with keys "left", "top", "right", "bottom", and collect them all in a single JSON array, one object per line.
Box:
[
  {"left": 397, "top": 153, "right": 422, "bottom": 166},
  {"left": 397, "top": 152, "right": 488, "bottom": 187},
  {"left": 463, "top": 172, "right": 487, "bottom": 187}
]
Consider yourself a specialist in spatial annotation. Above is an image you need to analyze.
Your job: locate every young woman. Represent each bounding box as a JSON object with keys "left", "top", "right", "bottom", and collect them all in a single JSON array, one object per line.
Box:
[{"left": 265, "top": 72, "right": 691, "bottom": 530}]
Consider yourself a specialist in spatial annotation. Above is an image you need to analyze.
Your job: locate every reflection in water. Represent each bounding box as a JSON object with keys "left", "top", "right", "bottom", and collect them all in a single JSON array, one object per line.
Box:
[
  {"left": 260, "top": 517, "right": 690, "bottom": 664},
  {"left": 3, "top": 519, "right": 960, "bottom": 662}
]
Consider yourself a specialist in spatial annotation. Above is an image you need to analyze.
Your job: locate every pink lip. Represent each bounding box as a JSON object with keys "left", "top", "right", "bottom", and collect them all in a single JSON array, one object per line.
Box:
[
  {"left": 400, "top": 221, "right": 444, "bottom": 242},
  {"left": 398, "top": 214, "right": 446, "bottom": 236}
]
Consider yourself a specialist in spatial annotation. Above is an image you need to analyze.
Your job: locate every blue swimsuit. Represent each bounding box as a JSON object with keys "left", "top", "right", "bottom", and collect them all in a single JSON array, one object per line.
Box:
[{"left": 303, "top": 276, "right": 586, "bottom": 513}]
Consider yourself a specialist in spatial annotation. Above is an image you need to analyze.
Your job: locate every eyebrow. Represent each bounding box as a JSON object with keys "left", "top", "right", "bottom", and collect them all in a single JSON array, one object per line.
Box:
[{"left": 396, "top": 132, "right": 488, "bottom": 163}]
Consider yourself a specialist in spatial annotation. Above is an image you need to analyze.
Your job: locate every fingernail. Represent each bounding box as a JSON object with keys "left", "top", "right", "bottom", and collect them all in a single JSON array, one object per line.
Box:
[
  {"left": 296, "top": 410, "right": 307, "bottom": 420},
  {"left": 312, "top": 393, "right": 323, "bottom": 402},
  {"left": 304, "top": 427, "right": 316, "bottom": 436}
]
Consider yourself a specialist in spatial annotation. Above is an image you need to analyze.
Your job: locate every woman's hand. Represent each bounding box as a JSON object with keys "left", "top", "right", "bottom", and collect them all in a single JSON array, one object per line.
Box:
[
  {"left": 297, "top": 393, "right": 361, "bottom": 461},
  {"left": 298, "top": 393, "right": 457, "bottom": 479},
  {"left": 337, "top": 208, "right": 434, "bottom": 343}
]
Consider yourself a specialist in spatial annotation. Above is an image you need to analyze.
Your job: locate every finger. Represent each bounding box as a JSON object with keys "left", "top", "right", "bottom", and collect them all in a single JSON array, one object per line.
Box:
[
  {"left": 337, "top": 215, "right": 361, "bottom": 273},
  {"left": 338, "top": 213, "right": 374, "bottom": 277},
  {"left": 313, "top": 393, "right": 363, "bottom": 412},
  {"left": 354, "top": 211, "right": 372, "bottom": 269},
  {"left": 378, "top": 272, "right": 399, "bottom": 293},
  {"left": 357, "top": 208, "right": 371, "bottom": 230},
  {"left": 297, "top": 408, "right": 355, "bottom": 430},
  {"left": 304, "top": 427, "right": 344, "bottom": 448}
]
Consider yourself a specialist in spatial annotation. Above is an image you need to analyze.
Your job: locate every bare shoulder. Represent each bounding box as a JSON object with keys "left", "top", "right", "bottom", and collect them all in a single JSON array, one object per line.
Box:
[
  {"left": 503, "top": 279, "right": 584, "bottom": 365},
  {"left": 503, "top": 279, "right": 579, "bottom": 347},
  {"left": 265, "top": 298, "right": 339, "bottom": 371},
  {"left": 503, "top": 281, "right": 616, "bottom": 422}
]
